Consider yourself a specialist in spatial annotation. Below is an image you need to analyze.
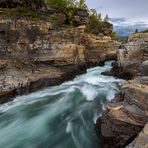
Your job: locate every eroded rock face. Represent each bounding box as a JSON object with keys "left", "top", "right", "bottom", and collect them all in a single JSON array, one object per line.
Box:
[
  {"left": 116, "top": 42, "right": 144, "bottom": 78},
  {"left": 81, "top": 33, "right": 119, "bottom": 64},
  {"left": 97, "top": 33, "right": 148, "bottom": 147},
  {"left": 108, "top": 33, "right": 148, "bottom": 79},
  {"left": 0, "top": 16, "right": 118, "bottom": 101}
]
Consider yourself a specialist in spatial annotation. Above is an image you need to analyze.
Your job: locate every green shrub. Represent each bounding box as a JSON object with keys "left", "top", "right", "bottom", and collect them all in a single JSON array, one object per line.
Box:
[
  {"left": 45, "top": 0, "right": 75, "bottom": 10},
  {"left": 49, "top": 15, "right": 60, "bottom": 21},
  {"left": 45, "top": 0, "right": 76, "bottom": 24},
  {"left": 85, "top": 9, "right": 102, "bottom": 34},
  {"left": 111, "top": 31, "right": 117, "bottom": 40},
  {"left": 16, "top": 7, "right": 42, "bottom": 21},
  {"left": 85, "top": 9, "right": 114, "bottom": 37},
  {"left": 75, "top": 0, "right": 88, "bottom": 9}
]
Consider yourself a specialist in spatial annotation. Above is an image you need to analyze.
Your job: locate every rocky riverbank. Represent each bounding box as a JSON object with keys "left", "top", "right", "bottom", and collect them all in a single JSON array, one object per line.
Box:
[{"left": 96, "top": 33, "right": 148, "bottom": 148}]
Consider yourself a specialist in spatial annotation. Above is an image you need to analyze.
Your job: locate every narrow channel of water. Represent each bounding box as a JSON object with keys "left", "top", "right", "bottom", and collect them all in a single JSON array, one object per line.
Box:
[{"left": 0, "top": 61, "right": 125, "bottom": 148}]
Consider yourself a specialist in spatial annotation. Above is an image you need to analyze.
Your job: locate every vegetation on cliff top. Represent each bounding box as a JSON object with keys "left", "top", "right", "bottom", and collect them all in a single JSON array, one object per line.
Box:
[
  {"left": 45, "top": 0, "right": 115, "bottom": 36},
  {"left": 0, "top": 0, "right": 116, "bottom": 37},
  {"left": 85, "top": 9, "right": 113, "bottom": 36},
  {"left": 45, "top": 0, "right": 88, "bottom": 10}
]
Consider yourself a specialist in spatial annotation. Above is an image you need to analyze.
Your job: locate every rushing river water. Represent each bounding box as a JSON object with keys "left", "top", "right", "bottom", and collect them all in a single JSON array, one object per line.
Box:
[{"left": 0, "top": 61, "right": 125, "bottom": 148}]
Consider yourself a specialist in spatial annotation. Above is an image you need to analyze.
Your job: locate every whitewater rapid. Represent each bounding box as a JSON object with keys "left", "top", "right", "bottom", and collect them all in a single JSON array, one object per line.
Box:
[{"left": 0, "top": 61, "right": 125, "bottom": 148}]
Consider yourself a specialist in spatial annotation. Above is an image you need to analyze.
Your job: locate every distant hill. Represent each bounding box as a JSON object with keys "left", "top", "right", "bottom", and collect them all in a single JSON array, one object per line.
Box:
[
  {"left": 142, "top": 29, "right": 148, "bottom": 33},
  {"left": 114, "top": 25, "right": 148, "bottom": 37}
]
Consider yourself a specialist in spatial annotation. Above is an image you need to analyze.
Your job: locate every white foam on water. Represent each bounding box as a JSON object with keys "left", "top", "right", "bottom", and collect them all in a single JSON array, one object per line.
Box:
[
  {"left": 85, "top": 75, "right": 125, "bottom": 86},
  {"left": 61, "top": 80, "right": 79, "bottom": 86},
  {"left": 66, "top": 122, "right": 72, "bottom": 133},
  {"left": 106, "top": 89, "right": 116, "bottom": 101},
  {"left": 93, "top": 113, "right": 102, "bottom": 124},
  {"left": 100, "top": 101, "right": 107, "bottom": 111},
  {"left": 80, "top": 85, "right": 98, "bottom": 101}
]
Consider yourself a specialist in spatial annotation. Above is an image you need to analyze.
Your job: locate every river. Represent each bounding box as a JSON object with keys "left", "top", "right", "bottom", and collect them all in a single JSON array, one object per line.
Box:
[{"left": 0, "top": 61, "right": 125, "bottom": 148}]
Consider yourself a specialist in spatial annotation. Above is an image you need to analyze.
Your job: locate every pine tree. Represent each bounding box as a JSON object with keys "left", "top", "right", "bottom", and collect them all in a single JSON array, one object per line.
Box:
[
  {"left": 76, "top": 0, "right": 88, "bottom": 9},
  {"left": 135, "top": 28, "right": 138, "bottom": 33},
  {"left": 104, "top": 15, "right": 109, "bottom": 22}
]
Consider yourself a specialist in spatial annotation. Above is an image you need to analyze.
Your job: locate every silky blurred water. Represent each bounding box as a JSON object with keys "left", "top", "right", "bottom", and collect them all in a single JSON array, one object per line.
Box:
[{"left": 0, "top": 61, "right": 125, "bottom": 148}]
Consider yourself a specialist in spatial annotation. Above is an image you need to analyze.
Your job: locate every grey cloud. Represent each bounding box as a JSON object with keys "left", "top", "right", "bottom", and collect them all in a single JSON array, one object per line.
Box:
[
  {"left": 86, "top": 0, "right": 148, "bottom": 24},
  {"left": 96, "top": 6, "right": 103, "bottom": 10},
  {"left": 110, "top": 17, "right": 126, "bottom": 23},
  {"left": 135, "top": 22, "right": 148, "bottom": 25},
  {"left": 86, "top": 0, "right": 148, "bottom": 37},
  {"left": 133, "top": 22, "right": 148, "bottom": 27}
]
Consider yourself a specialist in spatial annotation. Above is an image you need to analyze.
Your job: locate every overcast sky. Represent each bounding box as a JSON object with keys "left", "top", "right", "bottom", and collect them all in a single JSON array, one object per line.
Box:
[{"left": 85, "top": 0, "right": 148, "bottom": 36}]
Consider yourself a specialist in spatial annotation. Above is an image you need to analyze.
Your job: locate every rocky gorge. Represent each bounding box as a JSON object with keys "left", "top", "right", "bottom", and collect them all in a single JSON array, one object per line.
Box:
[{"left": 0, "top": 0, "right": 148, "bottom": 148}]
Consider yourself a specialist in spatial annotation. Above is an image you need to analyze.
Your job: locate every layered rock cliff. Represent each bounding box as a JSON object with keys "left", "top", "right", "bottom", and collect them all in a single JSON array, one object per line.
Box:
[
  {"left": 128, "top": 33, "right": 148, "bottom": 42},
  {"left": 0, "top": 7, "right": 119, "bottom": 102},
  {"left": 97, "top": 33, "right": 148, "bottom": 147}
]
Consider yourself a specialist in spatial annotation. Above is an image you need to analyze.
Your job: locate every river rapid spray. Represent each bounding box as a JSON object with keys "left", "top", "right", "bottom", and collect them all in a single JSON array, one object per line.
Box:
[{"left": 0, "top": 61, "right": 125, "bottom": 148}]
